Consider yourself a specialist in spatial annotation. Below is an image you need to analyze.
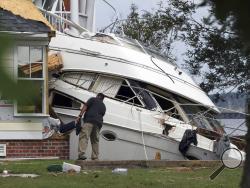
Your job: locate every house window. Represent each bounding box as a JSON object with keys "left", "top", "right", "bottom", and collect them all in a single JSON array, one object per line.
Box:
[{"left": 15, "top": 46, "right": 46, "bottom": 115}]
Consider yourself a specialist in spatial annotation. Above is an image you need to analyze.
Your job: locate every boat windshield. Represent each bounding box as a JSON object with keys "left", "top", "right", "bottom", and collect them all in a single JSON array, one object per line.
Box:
[
  {"left": 177, "top": 98, "right": 223, "bottom": 132},
  {"left": 117, "top": 37, "right": 145, "bottom": 53},
  {"left": 146, "top": 48, "right": 176, "bottom": 66},
  {"left": 129, "top": 80, "right": 158, "bottom": 110},
  {"left": 117, "top": 37, "right": 177, "bottom": 66}
]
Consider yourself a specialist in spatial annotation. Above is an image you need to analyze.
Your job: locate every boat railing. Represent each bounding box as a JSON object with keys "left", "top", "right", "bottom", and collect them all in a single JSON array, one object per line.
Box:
[{"left": 39, "top": 8, "right": 89, "bottom": 34}]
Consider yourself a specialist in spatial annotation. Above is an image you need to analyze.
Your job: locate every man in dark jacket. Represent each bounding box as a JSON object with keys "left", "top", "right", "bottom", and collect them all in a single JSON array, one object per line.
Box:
[
  {"left": 76, "top": 93, "right": 106, "bottom": 160},
  {"left": 179, "top": 129, "right": 198, "bottom": 157}
]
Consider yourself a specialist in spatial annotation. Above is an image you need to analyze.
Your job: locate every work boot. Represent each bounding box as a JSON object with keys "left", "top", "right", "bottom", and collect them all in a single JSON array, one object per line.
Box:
[{"left": 78, "top": 156, "right": 87, "bottom": 160}]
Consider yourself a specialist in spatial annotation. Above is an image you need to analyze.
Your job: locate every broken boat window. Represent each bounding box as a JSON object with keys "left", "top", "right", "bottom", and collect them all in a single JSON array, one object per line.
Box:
[
  {"left": 52, "top": 92, "right": 81, "bottom": 110},
  {"left": 152, "top": 93, "right": 183, "bottom": 121},
  {"left": 205, "top": 113, "right": 225, "bottom": 134},
  {"left": 177, "top": 98, "right": 214, "bottom": 131},
  {"left": 129, "top": 80, "right": 157, "bottom": 110},
  {"left": 62, "top": 72, "right": 96, "bottom": 90},
  {"left": 91, "top": 75, "right": 123, "bottom": 98},
  {"left": 115, "top": 80, "right": 143, "bottom": 106}
]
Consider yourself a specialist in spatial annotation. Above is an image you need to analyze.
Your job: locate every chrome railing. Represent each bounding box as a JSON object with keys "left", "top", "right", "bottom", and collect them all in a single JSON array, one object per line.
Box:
[{"left": 39, "top": 8, "right": 89, "bottom": 34}]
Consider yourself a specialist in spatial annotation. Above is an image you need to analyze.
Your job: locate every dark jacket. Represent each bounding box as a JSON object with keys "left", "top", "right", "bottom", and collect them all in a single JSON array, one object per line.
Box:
[
  {"left": 179, "top": 129, "right": 198, "bottom": 157},
  {"left": 83, "top": 97, "right": 106, "bottom": 129}
]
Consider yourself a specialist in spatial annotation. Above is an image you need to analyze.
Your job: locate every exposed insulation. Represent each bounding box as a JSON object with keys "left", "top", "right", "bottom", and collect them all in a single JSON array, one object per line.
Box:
[
  {"left": 20, "top": 63, "right": 43, "bottom": 75},
  {"left": 0, "top": 0, "right": 54, "bottom": 31},
  {"left": 17, "top": 53, "right": 63, "bottom": 75}
]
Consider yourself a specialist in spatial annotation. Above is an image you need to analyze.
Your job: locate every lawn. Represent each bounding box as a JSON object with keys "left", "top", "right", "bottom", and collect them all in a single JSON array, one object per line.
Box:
[{"left": 0, "top": 160, "right": 242, "bottom": 188}]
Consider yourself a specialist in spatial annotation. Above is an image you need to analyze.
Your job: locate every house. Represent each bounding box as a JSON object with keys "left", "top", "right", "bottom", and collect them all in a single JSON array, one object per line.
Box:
[{"left": 0, "top": 0, "right": 69, "bottom": 159}]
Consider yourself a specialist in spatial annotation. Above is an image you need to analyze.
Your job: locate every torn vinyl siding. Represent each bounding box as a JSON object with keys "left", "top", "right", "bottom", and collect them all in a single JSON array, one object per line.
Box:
[{"left": 0, "top": 47, "right": 15, "bottom": 121}]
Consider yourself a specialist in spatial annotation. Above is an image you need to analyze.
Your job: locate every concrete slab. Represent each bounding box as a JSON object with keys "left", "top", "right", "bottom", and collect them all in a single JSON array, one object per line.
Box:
[{"left": 75, "top": 160, "right": 222, "bottom": 169}]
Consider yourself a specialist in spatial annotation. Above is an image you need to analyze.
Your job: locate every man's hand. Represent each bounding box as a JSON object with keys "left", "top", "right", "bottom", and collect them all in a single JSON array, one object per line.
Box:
[{"left": 76, "top": 116, "right": 81, "bottom": 124}]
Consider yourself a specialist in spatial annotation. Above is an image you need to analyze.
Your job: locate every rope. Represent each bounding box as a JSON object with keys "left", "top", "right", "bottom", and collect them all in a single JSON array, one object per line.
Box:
[
  {"left": 150, "top": 56, "right": 175, "bottom": 84},
  {"left": 228, "top": 121, "right": 246, "bottom": 136},
  {"left": 138, "top": 109, "right": 148, "bottom": 161}
]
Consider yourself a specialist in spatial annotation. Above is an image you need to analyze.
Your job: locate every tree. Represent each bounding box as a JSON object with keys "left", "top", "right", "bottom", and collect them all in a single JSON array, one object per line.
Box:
[
  {"left": 119, "top": 0, "right": 248, "bottom": 95},
  {"left": 201, "top": 1, "right": 250, "bottom": 187},
  {"left": 185, "top": 15, "right": 249, "bottom": 94},
  {"left": 120, "top": 1, "right": 249, "bottom": 187},
  {"left": 120, "top": 1, "right": 196, "bottom": 60}
]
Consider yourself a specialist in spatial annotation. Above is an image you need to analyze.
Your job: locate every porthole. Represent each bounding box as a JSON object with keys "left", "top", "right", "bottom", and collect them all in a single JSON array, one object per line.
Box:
[{"left": 101, "top": 130, "right": 117, "bottom": 141}]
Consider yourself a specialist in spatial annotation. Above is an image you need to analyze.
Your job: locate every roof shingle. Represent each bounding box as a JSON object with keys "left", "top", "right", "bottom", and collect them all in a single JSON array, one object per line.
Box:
[
  {"left": 0, "top": 8, "right": 51, "bottom": 33},
  {"left": 0, "top": 0, "right": 53, "bottom": 30}
]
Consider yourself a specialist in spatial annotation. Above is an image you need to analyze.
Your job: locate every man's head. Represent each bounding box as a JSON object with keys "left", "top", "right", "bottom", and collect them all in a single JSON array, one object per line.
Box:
[{"left": 96, "top": 93, "right": 105, "bottom": 101}]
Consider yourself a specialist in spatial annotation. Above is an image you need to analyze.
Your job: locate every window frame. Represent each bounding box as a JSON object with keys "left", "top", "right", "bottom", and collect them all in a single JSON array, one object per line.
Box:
[
  {"left": 51, "top": 91, "right": 83, "bottom": 110},
  {"left": 114, "top": 79, "right": 145, "bottom": 108},
  {"left": 60, "top": 72, "right": 145, "bottom": 109},
  {"left": 14, "top": 43, "right": 47, "bottom": 116}
]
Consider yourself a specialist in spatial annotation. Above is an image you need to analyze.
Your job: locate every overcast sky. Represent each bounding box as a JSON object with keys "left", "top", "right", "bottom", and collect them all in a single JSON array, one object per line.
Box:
[
  {"left": 94, "top": 0, "right": 208, "bottom": 82},
  {"left": 95, "top": 0, "right": 161, "bottom": 31}
]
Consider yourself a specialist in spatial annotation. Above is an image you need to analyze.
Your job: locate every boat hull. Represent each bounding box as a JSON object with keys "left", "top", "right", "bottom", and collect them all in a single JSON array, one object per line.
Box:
[{"left": 56, "top": 112, "right": 218, "bottom": 160}]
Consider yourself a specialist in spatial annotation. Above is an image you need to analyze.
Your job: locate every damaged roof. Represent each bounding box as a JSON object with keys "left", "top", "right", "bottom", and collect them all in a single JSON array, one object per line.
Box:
[{"left": 0, "top": 0, "right": 54, "bottom": 34}]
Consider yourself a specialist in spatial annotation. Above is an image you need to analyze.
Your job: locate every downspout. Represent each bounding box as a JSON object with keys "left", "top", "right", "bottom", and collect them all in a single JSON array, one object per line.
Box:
[
  {"left": 70, "top": 0, "right": 79, "bottom": 34},
  {"left": 86, "top": 0, "right": 95, "bottom": 32},
  {"left": 79, "top": 0, "right": 87, "bottom": 28}
]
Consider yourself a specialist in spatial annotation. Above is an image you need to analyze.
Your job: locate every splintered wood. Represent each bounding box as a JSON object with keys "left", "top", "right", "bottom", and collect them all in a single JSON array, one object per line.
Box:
[{"left": 48, "top": 53, "right": 63, "bottom": 72}]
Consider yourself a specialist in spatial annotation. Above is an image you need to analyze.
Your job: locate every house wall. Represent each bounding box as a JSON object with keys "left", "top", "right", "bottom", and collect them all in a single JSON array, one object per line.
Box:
[
  {"left": 0, "top": 47, "right": 15, "bottom": 121},
  {"left": 1, "top": 46, "right": 14, "bottom": 79},
  {"left": 0, "top": 40, "right": 50, "bottom": 140},
  {"left": 0, "top": 37, "right": 70, "bottom": 159},
  {"left": 0, "top": 136, "right": 69, "bottom": 159}
]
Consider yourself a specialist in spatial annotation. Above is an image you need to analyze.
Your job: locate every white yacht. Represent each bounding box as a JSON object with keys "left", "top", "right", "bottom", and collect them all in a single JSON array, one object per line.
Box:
[{"left": 35, "top": 0, "right": 244, "bottom": 160}]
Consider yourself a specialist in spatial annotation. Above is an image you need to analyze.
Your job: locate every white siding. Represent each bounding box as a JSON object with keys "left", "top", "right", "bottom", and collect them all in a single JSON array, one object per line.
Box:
[{"left": 1, "top": 47, "right": 14, "bottom": 78}]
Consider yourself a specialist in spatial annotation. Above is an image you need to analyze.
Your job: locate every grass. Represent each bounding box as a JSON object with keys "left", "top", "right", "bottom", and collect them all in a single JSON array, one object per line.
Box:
[{"left": 0, "top": 160, "right": 242, "bottom": 188}]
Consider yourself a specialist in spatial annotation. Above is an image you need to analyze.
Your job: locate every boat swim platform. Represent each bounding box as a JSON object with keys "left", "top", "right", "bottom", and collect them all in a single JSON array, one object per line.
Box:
[{"left": 75, "top": 160, "right": 222, "bottom": 169}]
